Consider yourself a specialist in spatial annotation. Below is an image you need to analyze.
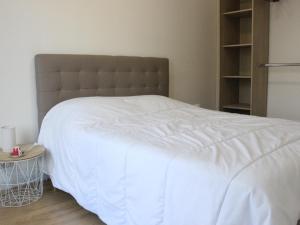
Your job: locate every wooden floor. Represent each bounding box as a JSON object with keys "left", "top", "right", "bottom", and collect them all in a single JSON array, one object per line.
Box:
[
  {"left": 2, "top": 183, "right": 300, "bottom": 225},
  {"left": 0, "top": 182, "right": 106, "bottom": 225}
]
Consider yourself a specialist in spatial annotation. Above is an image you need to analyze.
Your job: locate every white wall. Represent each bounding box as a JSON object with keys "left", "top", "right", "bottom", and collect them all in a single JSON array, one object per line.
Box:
[
  {"left": 0, "top": 0, "right": 218, "bottom": 144},
  {"left": 268, "top": 0, "right": 300, "bottom": 121}
]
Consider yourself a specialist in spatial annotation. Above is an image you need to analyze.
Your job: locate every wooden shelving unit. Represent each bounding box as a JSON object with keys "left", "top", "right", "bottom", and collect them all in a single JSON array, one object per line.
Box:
[{"left": 219, "top": 0, "right": 270, "bottom": 116}]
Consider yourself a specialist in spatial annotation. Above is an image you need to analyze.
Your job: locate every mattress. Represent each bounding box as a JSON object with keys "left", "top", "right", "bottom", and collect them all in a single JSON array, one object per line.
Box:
[{"left": 38, "top": 95, "right": 300, "bottom": 225}]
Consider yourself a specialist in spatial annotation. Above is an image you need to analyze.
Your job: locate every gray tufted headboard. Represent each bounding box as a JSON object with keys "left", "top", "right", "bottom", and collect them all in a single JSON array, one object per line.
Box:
[{"left": 35, "top": 54, "right": 169, "bottom": 128}]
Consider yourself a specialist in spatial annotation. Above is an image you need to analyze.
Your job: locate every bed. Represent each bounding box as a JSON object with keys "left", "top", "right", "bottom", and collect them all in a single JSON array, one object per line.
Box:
[{"left": 35, "top": 54, "right": 300, "bottom": 225}]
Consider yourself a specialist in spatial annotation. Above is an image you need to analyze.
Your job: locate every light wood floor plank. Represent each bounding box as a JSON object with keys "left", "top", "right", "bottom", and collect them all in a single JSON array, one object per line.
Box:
[{"left": 0, "top": 181, "right": 105, "bottom": 225}]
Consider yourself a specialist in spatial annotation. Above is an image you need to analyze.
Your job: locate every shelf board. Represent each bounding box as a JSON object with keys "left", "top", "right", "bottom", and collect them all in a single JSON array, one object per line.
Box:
[
  {"left": 223, "top": 103, "right": 251, "bottom": 111},
  {"left": 223, "top": 8, "right": 252, "bottom": 17},
  {"left": 223, "top": 76, "right": 251, "bottom": 79},
  {"left": 223, "top": 43, "right": 252, "bottom": 48}
]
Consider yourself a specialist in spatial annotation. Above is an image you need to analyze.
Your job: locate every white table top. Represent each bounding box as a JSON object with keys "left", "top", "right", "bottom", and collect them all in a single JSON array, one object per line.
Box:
[{"left": 0, "top": 144, "right": 45, "bottom": 162}]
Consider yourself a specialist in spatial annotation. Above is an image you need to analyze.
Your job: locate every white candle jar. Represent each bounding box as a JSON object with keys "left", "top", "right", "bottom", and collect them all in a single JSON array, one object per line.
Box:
[{"left": 1, "top": 126, "right": 16, "bottom": 153}]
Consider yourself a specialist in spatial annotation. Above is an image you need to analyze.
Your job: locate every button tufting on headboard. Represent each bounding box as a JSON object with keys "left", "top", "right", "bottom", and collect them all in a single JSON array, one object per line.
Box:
[{"left": 35, "top": 54, "right": 169, "bottom": 128}]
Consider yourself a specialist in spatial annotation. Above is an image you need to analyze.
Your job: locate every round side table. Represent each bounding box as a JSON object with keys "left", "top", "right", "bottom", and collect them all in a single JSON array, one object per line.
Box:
[{"left": 0, "top": 144, "right": 45, "bottom": 207}]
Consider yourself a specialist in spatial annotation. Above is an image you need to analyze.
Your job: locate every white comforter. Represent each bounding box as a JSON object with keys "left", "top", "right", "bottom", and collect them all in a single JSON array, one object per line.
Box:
[{"left": 38, "top": 95, "right": 300, "bottom": 225}]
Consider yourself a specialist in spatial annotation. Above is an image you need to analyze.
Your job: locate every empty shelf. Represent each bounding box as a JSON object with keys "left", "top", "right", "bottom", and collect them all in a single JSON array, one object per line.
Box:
[
  {"left": 223, "top": 43, "right": 252, "bottom": 48},
  {"left": 223, "top": 103, "right": 251, "bottom": 111},
  {"left": 223, "top": 76, "right": 251, "bottom": 79},
  {"left": 223, "top": 8, "right": 252, "bottom": 17}
]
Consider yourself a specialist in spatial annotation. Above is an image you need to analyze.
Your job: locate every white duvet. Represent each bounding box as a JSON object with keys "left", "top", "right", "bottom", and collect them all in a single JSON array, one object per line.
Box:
[{"left": 38, "top": 95, "right": 300, "bottom": 225}]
